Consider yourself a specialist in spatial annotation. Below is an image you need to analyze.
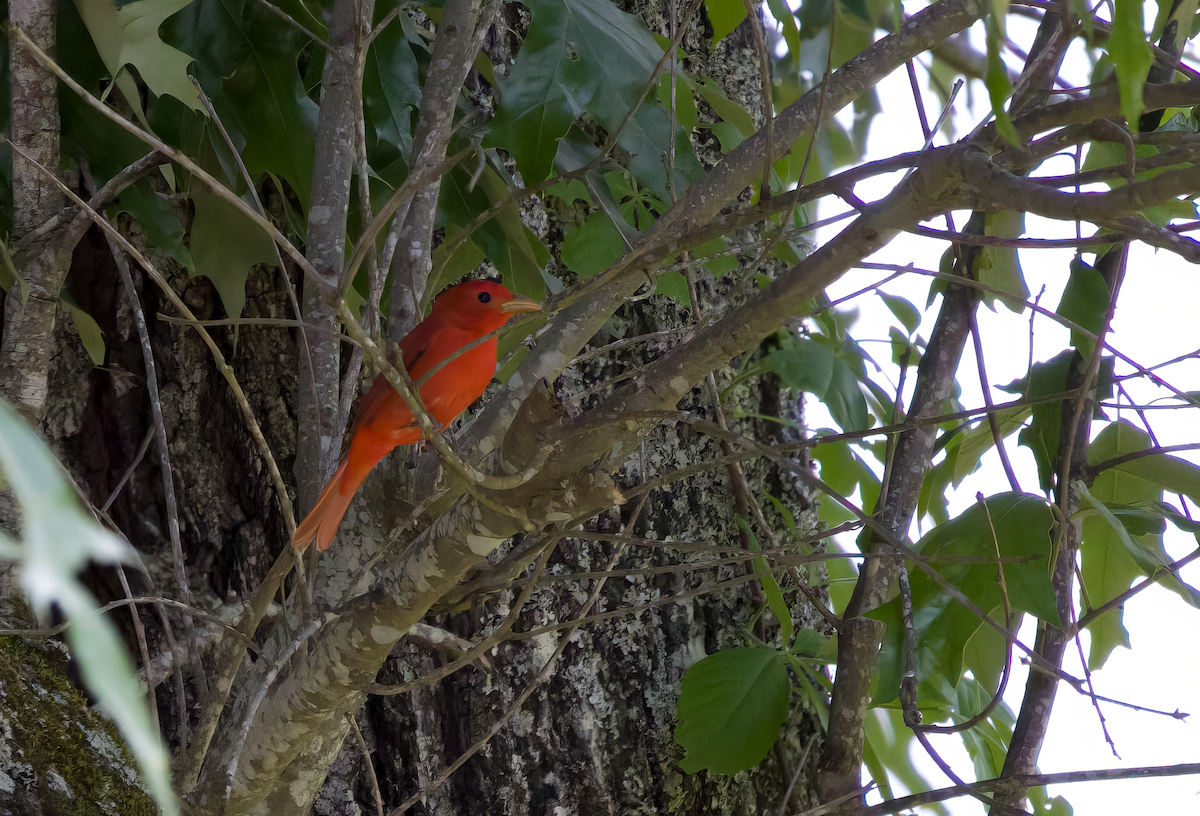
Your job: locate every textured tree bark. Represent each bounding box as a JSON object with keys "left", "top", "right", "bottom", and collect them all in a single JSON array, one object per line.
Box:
[
  {"left": 0, "top": 0, "right": 64, "bottom": 421},
  {"left": 295, "top": 0, "right": 377, "bottom": 509}
]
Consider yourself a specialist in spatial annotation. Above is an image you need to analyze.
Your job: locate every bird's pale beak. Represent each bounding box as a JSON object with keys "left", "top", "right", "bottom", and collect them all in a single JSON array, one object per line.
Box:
[{"left": 500, "top": 294, "right": 543, "bottom": 315}]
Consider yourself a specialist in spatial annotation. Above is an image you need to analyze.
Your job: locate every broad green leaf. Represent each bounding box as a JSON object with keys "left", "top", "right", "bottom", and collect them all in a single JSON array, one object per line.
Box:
[
  {"left": 825, "top": 356, "right": 869, "bottom": 433},
  {"left": 705, "top": 0, "right": 748, "bottom": 43},
  {"left": 977, "top": 210, "right": 1028, "bottom": 312},
  {"left": 655, "top": 270, "right": 690, "bottom": 305},
  {"left": 1056, "top": 259, "right": 1108, "bottom": 359},
  {"left": 811, "top": 439, "right": 880, "bottom": 530},
  {"left": 73, "top": 0, "right": 203, "bottom": 128},
  {"left": 676, "top": 648, "right": 790, "bottom": 774},
  {"left": 487, "top": 0, "right": 703, "bottom": 197},
  {"left": 438, "top": 165, "right": 548, "bottom": 302},
  {"left": 789, "top": 628, "right": 833, "bottom": 660},
  {"left": 1081, "top": 421, "right": 1156, "bottom": 667},
  {"left": 693, "top": 236, "right": 737, "bottom": 277},
  {"left": 870, "top": 494, "right": 1058, "bottom": 705},
  {"left": 166, "top": 0, "right": 319, "bottom": 206},
  {"left": 115, "top": 179, "right": 194, "bottom": 270},
  {"left": 656, "top": 72, "right": 698, "bottom": 134},
  {"left": 483, "top": 2, "right": 585, "bottom": 183},
  {"left": 0, "top": 400, "right": 178, "bottom": 816},
  {"left": 190, "top": 190, "right": 278, "bottom": 319},
  {"left": 686, "top": 75, "right": 756, "bottom": 137},
  {"left": 1005, "top": 351, "right": 1073, "bottom": 492},
  {"left": 709, "top": 121, "right": 747, "bottom": 153},
  {"left": 429, "top": 230, "right": 487, "bottom": 299},
  {"left": 1108, "top": 0, "right": 1154, "bottom": 126},
  {"left": 956, "top": 677, "right": 1017, "bottom": 779},
  {"left": 545, "top": 179, "right": 592, "bottom": 204},
  {"left": 562, "top": 211, "right": 625, "bottom": 279},
  {"left": 1112, "top": 449, "right": 1200, "bottom": 504},
  {"left": 951, "top": 405, "right": 1033, "bottom": 486},
  {"left": 766, "top": 333, "right": 836, "bottom": 396},
  {"left": 1078, "top": 482, "right": 1185, "bottom": 575},
  {"left": 880, "top": 293, "right": 921, "bottom": 334},
  {"left": 961, "top": 608, "right": 1010, "bottom": 695},
  {"left": 621, "top": 105, "right": 705, "bottom": 201},
  {"left": 61, "top": 297, "right": 107, "bottom": 367},
  {"left": 363, "top": 16, "right": 420, "bottom": 160},
  {"left": 478, "top": 166, "right": 550, "bottom": 300}
]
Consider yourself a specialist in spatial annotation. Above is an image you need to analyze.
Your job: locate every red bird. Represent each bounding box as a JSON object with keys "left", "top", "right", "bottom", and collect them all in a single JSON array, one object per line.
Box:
[{"left": 292, "top": 280, "right": 542, "bottom": 550}]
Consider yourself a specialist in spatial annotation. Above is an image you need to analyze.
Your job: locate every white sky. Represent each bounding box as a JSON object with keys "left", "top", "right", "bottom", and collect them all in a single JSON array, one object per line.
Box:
[{"left": 799, "top": 6, "right": 1200, "bottom": 813}]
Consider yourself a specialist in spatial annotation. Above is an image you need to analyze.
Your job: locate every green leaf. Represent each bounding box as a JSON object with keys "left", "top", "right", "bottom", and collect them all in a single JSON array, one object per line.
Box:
[
  {"left": 115, "top": 179, "right": 194, "bottom": 270},
  {"left": 562, "top": 210, "right": 626, "bottom": 279},
  {"left": 363, "top": 16, "right": 420, "bottom": 160},
  {"left": 655, "top": 270, "right": 690, "bottom": 305},
  {"left": 1007, "top": 352, "right": 1073, "bottom": 492},
  {"left": 766, "top": 333, "right": 836, "bottom": 396},
  {"left": 811, "top": 439, "right": 880, "bottom": 532},
  {"left": 880, "top": 293, "right": 921, "bottom": 334},
  {"left": 1056, "top": 259, "right": 1108, "bottom": 359},
  {"left": 693, "top": 236, "right": 738, "bottom": 277},
  {"left": 869, "top": 494, "right": 1058, "bottom": 705},
  {"left": 72, "top": 0, "right": 204, "bottom": 125},
  {"left": 709, "top": 121, "right": 747, "bottom": 153},
  {"left": 962, "top": 610, "right": 1009, "bottom": 694},
  {"left": 705, "top": 0, "right": 748, "bottom": 44},
  {"left": 977, "top": 210, "right": 1028, "bottom": 312},
  {"left": 1108, "top": 0, "right": 1154, "bottom": 126},
  {"left": 478, "top": 166, "right": 550, "bottom": 300},
  {"left": 686, "top": 75, "right": 756, "bottom": 137},
  {"left": 951, "top": 406, "right": 1033, "bottom": 486},
  {"left": 166, "top": 0, "right": 319, "bottom": 206},
  {"left": 676, "top": 648, "right": 790, "bottom": 775},
  {"left": 1080, "top": 421, "right": 1156, "bottom": 667},
  {"left": 487, "top": 0, "right": 702, "bottom": 196},
  {"left": 61, "top": 296, "right": 107, "bottom": 367},
  {"left": 428, "top": 230, "right": 487, "bottom": 299},
  {"left": 0, "top": 400, "right": 178, "bottom": 816},
  {"left": 825, "top": 356, "right": 869, "bottom": 433},
  {"left": 1110, "top": 447, "right": 1200, "bottom": 504},
  {"left": 656, "top": 72, "right": 698, "bottom": 134},
  {"left": 1078, "top": 481, "right": 1175, "bottom": 573},
  {"left": 985, "top": 0, "right": 1017, "bottom": 144},
  {"left": 190, "top": 189, "right": 279, "bottom": 319},
  {"left": 740, "top": 518, "right": 794, "bottom": 647},
  {"left": 545, "top": 178, "right": 592, "bottom": 204}
]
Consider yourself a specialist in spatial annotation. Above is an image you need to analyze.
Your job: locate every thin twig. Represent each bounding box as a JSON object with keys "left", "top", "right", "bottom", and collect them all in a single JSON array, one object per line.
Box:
[
  {"left": 347, "top": 712, "right": 384, "bottom": 816},
  {"left": 968, "top": 305, "right": 1022, "bottom": 491},
  {"left": 98, "top": 185, "right": 209, "bottom": 703}
]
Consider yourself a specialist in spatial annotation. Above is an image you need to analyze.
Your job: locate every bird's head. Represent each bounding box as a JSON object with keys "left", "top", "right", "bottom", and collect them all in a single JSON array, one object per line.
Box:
[{"left": 431, "top": 279, "right": 543, "bottom": 333}]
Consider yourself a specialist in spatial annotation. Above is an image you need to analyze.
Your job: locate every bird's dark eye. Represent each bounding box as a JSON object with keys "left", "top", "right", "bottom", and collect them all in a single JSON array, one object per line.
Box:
[{"left": 477, "top": 291, "right": 491, "bottom": 304}]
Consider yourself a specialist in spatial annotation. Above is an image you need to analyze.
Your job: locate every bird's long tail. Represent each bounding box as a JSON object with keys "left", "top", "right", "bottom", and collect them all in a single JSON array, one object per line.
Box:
[{"left": 291, "top": 450, "right": 378, "bottom": 550}]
